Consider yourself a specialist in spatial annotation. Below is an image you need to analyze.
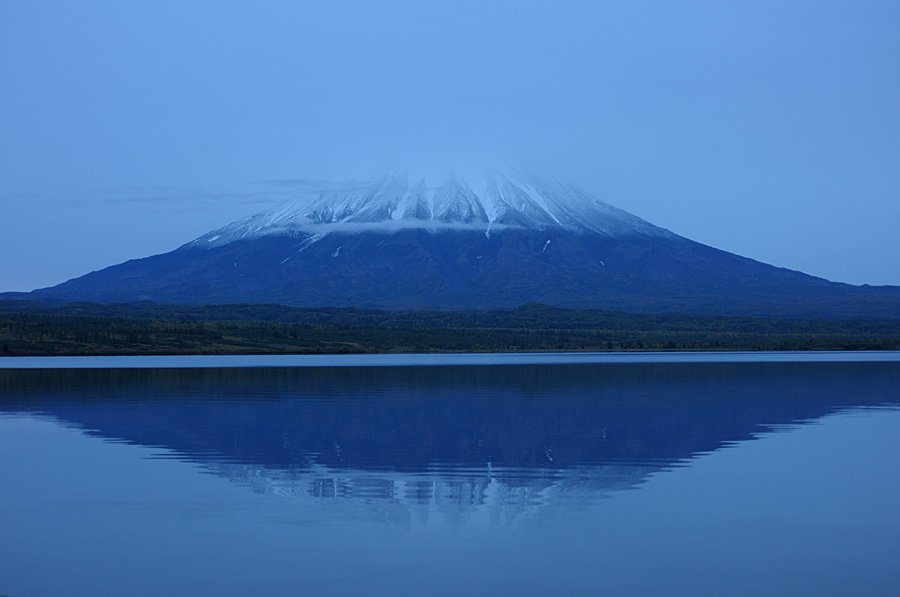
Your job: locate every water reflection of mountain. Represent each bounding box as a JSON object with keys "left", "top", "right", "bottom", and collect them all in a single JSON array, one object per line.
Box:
[{"left": 2, "top": 363, "right": 898, "bottom": 526}]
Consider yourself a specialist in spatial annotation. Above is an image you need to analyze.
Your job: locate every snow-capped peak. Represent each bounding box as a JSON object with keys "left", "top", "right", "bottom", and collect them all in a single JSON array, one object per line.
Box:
[{"left": 191, "top": 167, "right": 673, "bottom": 247}]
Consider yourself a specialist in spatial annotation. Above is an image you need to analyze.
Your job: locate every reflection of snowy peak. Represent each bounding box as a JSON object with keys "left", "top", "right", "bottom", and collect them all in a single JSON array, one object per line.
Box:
[
  {"left": 210, "top": 461, "right": 654, "bottom": 529},
  {"left": 192, "top": 168, "right": 672, "bottom": 248}
]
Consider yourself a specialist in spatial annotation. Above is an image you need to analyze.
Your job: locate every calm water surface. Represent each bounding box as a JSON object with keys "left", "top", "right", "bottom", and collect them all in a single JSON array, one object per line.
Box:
[{"left": 1, "top": 353, "right": 899, "bottom": 595}]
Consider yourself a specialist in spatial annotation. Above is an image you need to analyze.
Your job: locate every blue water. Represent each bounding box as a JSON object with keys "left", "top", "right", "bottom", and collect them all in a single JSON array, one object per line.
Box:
[
  {"left": 3, "top": 350, "right": 900, "bottom": 368},
  {"left": 1, "top": 354, "right": 899, "bottom": 595}
]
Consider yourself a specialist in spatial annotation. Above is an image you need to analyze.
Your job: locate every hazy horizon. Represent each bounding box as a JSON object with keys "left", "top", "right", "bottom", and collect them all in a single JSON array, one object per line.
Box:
[{"left": 3, "top": 1, "right": 899, "bottom": 292}]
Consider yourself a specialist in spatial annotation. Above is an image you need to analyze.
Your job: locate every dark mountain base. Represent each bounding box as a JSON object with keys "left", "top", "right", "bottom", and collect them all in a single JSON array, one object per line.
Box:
[{"left": 30, "top": 229, "right": 900, "bottom": 319}]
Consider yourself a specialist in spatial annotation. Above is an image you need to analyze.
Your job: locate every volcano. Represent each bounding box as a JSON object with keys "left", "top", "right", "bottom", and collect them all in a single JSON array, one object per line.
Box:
[{"left": 31, "top": 168, "right": 900, "bottom": 318}]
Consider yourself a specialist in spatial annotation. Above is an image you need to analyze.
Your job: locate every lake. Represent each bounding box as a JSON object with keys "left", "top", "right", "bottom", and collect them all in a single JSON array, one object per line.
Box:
[{"left": 2, "top": 352, "right": 899, "bottom": 596}]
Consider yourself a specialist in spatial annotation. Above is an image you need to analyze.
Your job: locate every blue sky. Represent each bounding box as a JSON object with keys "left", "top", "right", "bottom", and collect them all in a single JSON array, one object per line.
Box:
[{"left": 2, "top": 0, "right": 899, "bottom": 291}]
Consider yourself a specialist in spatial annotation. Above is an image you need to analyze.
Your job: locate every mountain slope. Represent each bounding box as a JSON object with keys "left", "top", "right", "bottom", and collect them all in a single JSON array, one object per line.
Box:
[{"left": 32, "top": 168, "right": 900, "bottom": 318}]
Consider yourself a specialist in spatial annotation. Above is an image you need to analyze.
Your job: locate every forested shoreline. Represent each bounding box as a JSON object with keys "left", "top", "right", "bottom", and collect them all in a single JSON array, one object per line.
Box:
[{"left": 1, "top": 301, "right": 898, "bottom": 356}]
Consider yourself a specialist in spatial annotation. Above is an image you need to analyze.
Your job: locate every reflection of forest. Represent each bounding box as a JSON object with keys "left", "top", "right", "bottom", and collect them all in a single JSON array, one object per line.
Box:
[{"left": 2, "top": 362, "right": 898, "bottom": 525}]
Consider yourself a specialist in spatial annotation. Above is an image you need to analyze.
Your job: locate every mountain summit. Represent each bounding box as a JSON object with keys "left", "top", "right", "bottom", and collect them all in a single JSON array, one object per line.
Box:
[
  {"left": 193, "top": 168, "right": 672, "bottom": 245},
  {"left": 32, "top": 168, "right": 900, "bottom": 318}
]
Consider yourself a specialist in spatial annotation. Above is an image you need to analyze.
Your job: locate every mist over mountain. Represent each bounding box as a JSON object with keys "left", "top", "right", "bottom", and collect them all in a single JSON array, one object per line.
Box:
[{"left": 27, "top": 168, "right": 900, "bottom": 319}]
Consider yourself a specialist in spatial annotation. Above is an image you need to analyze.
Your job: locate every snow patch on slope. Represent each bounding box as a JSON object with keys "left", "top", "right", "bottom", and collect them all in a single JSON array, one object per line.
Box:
[{"left": 189, "top": 167, "right": 675, "bottom": 249}]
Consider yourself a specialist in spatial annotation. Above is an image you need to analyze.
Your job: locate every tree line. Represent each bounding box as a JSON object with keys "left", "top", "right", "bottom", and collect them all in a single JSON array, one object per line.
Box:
[{"left": 1, "top": 301, "right": 898, "bottom": 356}]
